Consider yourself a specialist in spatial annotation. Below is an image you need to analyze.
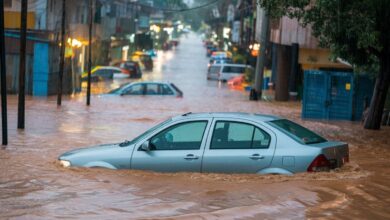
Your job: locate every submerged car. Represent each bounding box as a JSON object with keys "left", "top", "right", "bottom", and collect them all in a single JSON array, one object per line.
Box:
[
  {"left": 131, "top": 51, "right": 153, "bottom": 71},
  {"left": 113, "top": 61, "right": 142, "bottom": 78},
  {"left": 107, "top": 81, "right": 183, "bottom": 97},
  {"left": 81, "top": 66, "right": 129, "bottom": 81},
  {"left": 207, "top": 64, "right": 253, "bottom": 82},
  {"left": 59, "top": 113, "right": 349, "bottom": 174}
]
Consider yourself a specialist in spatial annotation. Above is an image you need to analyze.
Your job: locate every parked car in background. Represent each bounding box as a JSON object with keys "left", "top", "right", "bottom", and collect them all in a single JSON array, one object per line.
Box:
[
  {"left": 206, "top": 45, "right": 218, "bottom": 57},
  {"left": 207, "top": 57, "right": 233, "bottom": 70},
  {"left": 207, "top": 64, "right": 253, "bottom": 82},
  {"left": 113, "top": 61, "right": 142, "bottom": 78},
  {"left": 107, "top": 81, "right": 183, "bottom": 97},
  {"left": 203, "top": 40, "right": 214, "bottom": 48},
  {"left": 81, "top": 66, "right": 129, "bottom": 81},
  {"left": 131, "top": 51, "right": 153, "bottom": 71},
  {"left": 59, "top": 112, "right": 349, "bottom": 174},
  {"left": 170, "top": 38, "right": 180, "bottom": 46}
]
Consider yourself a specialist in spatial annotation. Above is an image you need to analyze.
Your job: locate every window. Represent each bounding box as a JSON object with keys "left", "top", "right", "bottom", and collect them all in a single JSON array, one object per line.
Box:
[
  {"left": 161, "top": 84, "right": 174, "bottom": 95},
  {"left": 170, "top": 83, "right": 182, "bottom": 96},
  {"left": 222, "top": 66, "right": 246, "bottom": 74},
  {"left": 211, "top": 121, "right": 271, "bottom": 149},
  {"left": 95, "top": 69, "right": 111, "bottom": 78},
  {"left": 150, "top": 121, "right": 208, "bottom": 150},
  {"left": 145, "top": 84, "right": 160, "bottom": 95},
  {"left": 124, "top": 84, "right": 144, "bottom": 95},
  {"left": 269, "top": 119, "right": 326, "bottom": 144},
  {"left": 209, "top": 66, "right": 221, "bottom": 74}
]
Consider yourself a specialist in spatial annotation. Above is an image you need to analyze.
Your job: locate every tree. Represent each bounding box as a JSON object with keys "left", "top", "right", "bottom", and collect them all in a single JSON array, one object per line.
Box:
[{"left": 257, "top": 0, "right": 390, "bottom": 129}]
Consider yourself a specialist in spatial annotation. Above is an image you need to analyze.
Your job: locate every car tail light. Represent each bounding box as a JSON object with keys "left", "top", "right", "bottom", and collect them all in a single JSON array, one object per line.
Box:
[
  {"left": 307, "top": 154, "right": 331, "bottom": 172},
  {"left": 121, "top": 68, "right": 130, "bottom": 74}
]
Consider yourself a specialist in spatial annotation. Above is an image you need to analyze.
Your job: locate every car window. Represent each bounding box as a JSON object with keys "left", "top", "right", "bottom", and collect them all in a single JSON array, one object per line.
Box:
[
  {"left": 252, "top": 127, "right": 271, "bottom": 148},
  {"left": 209, "top": 66, "right": 221, "bottom": 74},
  {"left": 211, "top": 121, "right": 271, "bottom": 149},
  {"left": 150, "top": 121, "right": 208, "bottom": 150},
  {"left": 94, "top": 69, "right": 105, "bottom": 76},
  {"left": 161, "top": 84, "right": 174, "bottom": 95},
  {"left": 124, "top": 84, "right": 144, "bottom": 95},
  {"left": 146, "top": 84, "right": 161, "bottom": 95},
  {"left": 222, "top": 66, "right": 246, "bottom": 73},
  {"left": 269, "top": 119, "right": 326, "bottom": 144}
]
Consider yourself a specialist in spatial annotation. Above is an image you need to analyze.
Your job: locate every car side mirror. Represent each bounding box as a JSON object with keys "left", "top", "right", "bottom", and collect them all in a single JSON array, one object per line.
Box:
[{"left": 140, "top": 141, "right": 151, "bottom": 151}]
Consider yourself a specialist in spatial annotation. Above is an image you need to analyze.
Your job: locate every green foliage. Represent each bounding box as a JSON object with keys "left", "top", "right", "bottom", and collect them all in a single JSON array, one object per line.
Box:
[
  {"left": 232, "top": 54, "right": 247, "bottom": 64},
  {"left": 256, "top": 0, "right": 390, "bottom": 74}
]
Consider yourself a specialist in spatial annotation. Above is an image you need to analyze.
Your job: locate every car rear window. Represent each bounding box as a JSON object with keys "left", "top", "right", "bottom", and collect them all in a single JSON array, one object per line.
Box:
[
  {"left": 209, "top": 66, "right": 221, "bottom": 74},
  {"left": 170, "top": 83, "right": 183, "bottom": 96},
  {"left": 222, "top": 66, "right": 246, "bottom": 74},
  {"left": 269, "top": 119, "right": 327, "bottom": 144}
]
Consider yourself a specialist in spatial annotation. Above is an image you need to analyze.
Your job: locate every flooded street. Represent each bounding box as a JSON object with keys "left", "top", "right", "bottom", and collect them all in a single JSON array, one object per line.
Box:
[{"left": 1, "top": 33, "right": 390, "bottom": 219}]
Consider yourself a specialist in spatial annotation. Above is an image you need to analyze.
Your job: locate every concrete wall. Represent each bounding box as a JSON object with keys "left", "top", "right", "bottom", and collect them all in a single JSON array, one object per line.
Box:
[{"left": 270, "top": 16, "right": 318, "bottom": 49}]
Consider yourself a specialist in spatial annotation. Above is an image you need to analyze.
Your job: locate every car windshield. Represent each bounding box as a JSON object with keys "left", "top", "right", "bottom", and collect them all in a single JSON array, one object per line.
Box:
[
  {"left": 269, "top": 119, "right": 327, "bottom": 144},
  {"left": 108, "top": 83, "right": 130, "bottom": 94},
  {"left": 128, "top": 118, "right": 172, "bottom": 144}
]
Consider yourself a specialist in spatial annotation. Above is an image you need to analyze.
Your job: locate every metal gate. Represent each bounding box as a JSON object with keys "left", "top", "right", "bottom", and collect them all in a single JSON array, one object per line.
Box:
[{"left": 303, "top": 71, "right": 354, "bottom": 120}]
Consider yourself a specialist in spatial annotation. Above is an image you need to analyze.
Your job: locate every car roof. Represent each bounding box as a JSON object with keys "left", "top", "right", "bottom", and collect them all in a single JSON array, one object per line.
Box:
[
  {"left": 97, "top": 66, "right": 122, "bottom": 70},
  {"left": 172, "top": 112, "right": 281, "bottom": 122},
  {"left": 210, "top": 63, "right": 250, "bottom": 67},
  {"left": 130, "top": 81, "right": 171, "bottom": 85}
]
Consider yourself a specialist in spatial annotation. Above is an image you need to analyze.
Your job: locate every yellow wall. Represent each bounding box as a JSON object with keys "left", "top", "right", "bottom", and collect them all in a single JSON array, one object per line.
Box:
[
  {"left": 299, "top": 48, "right": 350, "bottom": 70},
  {"left": 4, "top": 11, "right": 35, "bottom": 29}
]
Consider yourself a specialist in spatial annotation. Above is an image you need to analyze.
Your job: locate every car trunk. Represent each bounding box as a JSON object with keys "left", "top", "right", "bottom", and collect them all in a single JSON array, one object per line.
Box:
[{"left": 310, "top": 141, "right": 349, "bottom": 168}]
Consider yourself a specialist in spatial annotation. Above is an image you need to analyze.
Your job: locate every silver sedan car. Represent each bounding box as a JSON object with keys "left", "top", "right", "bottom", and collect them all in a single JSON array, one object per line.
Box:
[{"left": 58, "top": 113, "right": 349, "bottom": 174}]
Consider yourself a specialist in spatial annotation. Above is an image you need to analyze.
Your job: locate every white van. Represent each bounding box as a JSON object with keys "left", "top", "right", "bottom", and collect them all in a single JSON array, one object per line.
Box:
[{"left": 207, "top": 64, "right": 253, "bottom": 82}]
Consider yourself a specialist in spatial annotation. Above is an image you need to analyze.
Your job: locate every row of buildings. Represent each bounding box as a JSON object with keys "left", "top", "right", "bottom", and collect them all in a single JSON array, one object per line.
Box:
[
  {"left": 203, "top": 0, "right": 352, "bottom": 101},
  {"left": 3, "top": 0, "right": 163, "bottom": 96}
]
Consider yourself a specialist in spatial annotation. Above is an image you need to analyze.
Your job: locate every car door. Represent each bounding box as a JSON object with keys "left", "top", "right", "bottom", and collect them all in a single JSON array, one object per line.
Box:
[
  {"left": 202, "top": 118, "right": 276, "bottom": 173},
  {"left": 96, "top": 69, "right": 113, "bottom": 79},
  {"left": 161, "top": 83, "right": 175, "bottom": 96},
  {"left": 122, "top": 83, "right": 145, "bottom": 95},
  {"left": 145, "top": 83, "right": 162, "bottom": 95},
  {"left": 131, "top": 119, "right": 212, "bottom": 172}
]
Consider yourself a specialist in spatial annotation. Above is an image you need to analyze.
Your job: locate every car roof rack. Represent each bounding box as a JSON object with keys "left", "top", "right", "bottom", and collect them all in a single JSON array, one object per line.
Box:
[{"left": 182, "top": 112, "right": 192, "bottom": 116}]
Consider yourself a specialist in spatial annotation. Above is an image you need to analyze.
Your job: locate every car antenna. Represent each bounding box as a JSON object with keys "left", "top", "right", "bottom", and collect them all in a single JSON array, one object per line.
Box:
[{"left": 182, "top": 112, "right": 192, "bottom": 116}]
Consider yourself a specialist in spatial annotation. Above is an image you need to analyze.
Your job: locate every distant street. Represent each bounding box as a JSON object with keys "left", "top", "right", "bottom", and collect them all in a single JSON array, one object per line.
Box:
[{"left": 0, "top": 33, "right": 389, "bottom": 219}]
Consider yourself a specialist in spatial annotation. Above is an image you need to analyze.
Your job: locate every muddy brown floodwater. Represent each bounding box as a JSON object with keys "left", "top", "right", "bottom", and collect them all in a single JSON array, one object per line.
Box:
[{"left": 1, "top": 33, "right": 389, "bottom": 219}]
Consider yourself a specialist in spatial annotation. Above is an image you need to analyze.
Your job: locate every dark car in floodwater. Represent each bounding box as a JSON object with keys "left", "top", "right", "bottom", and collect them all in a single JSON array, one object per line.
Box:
[
  {"left": 114, "top": 61, "right": 142, "bottom": 78},
  {"left": 59, "top": 112, "right": 349, "bottom": 174}
]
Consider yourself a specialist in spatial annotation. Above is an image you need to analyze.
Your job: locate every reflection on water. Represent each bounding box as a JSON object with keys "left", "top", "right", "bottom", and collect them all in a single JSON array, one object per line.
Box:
[{"left": 1, "top": 33, "right": 390, "bottom": 219}]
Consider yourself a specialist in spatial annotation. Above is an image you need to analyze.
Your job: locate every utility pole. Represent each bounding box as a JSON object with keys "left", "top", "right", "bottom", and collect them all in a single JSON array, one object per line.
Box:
[
  {"left": 17, "top": 0, "right": 27, "bottom": 129},
  {"left": 0, "top": 0, "right": 8, "bottom": 145},
  {"left": 86, "top": 0, "right": 93, "bottom": 106},
  {"left": 250, "top": 6, "right": 269, "bottom": 101},
  {"left": 57, "top": 0, "right": 66, "bottom": 106}
]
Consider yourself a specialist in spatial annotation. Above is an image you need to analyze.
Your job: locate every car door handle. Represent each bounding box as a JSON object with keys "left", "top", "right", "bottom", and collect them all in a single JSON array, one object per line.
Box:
[
  {"left": 249, "top": 154, "right": 264, "bottom": 160},
  {"left": 184, "top": 154, "right": 199, "bottom": 160}
]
